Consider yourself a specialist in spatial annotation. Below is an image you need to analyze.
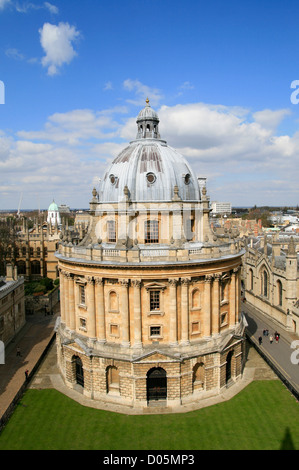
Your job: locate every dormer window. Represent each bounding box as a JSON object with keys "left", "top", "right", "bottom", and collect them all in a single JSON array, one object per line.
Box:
[
  {"left": 184, "top": 173, "right": 191, "bottom": 185},
  {"left": 109, "top": 174, "right": 117, "bottom": 185}
]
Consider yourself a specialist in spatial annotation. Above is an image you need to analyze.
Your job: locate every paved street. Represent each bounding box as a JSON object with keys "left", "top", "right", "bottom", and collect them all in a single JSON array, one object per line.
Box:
[
  {"left": 0, "top": 306, "right": 58, "bottom": 416},
  {"left": 242, "top": 301, "right": 299, "bottom": 396}
]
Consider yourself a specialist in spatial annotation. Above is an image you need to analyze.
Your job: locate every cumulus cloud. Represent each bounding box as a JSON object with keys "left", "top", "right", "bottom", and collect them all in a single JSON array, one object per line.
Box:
[
  {"left": 39, "top": 22, "right": 80, "bottom": 76},
  {"left": 0, "top": 101, "right": 298, "bottom": 209}
]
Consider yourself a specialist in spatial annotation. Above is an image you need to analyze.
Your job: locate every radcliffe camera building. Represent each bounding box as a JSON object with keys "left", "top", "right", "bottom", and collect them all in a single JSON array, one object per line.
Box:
[{"left": 56, "top": 100, "right": 246, "bottom": 409}]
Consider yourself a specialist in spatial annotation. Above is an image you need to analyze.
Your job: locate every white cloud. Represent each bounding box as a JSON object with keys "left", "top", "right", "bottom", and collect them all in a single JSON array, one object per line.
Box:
[
  {"left": 252, "top": 109, "right": 292, "bottom": 131},
  {"left": 123, "top": 79, "right": 164, "bottom": 107},
  {"left": 0, "top": 0, "right": 11, "bottom": 10},
  {"left": 0, "top": 101, "right": 298, "bottom": 209},
  {"left": 44, "top": 2, "right": 58, "bottom": 14},
  {"left": 39, "top": 22, "right": 80, "bottom": 76}
]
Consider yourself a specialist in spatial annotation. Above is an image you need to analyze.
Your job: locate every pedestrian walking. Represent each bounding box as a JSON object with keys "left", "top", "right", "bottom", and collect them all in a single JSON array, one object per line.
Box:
[
  {"left": 259, "top": 336, "right": 262, "bottom": 345},
  {"left": 275, "top": 333, "right": 279, "bottom": 343},
  {"left": 269, "top": 335, "right": 273, "bottom": 344},
  {"left": 16, "top": 347, "right": 21, "bottom": 356},
  {"left": 25, "top": 369, "right": 29, "bottom": 380}
]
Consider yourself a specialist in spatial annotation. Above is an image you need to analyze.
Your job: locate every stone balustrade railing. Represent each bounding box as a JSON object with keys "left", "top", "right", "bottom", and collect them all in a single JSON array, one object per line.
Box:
[{"left": 57, "top": 239, "right": 243, "bottom": 264}]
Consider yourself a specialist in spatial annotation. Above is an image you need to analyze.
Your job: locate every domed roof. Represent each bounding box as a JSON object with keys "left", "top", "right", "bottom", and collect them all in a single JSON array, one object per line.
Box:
[
  {"left": 98, "top": 101, "right": 201, "bottom": 203},
  {"left": 48, "top": 200, "right": 59, "bottom": 211},
  {"left": 136, "top": 98, "right": 159, "bottom": 122}
]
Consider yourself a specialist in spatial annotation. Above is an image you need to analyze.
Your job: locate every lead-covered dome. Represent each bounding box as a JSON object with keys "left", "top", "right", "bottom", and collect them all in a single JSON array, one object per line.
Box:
[{"left": 98, "top": 100, "right": 201, "bottom": 203}]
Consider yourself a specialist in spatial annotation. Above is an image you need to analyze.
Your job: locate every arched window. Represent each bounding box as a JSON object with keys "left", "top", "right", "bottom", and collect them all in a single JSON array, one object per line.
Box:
[
  {"left": 109, "top": 290, "right": 119, "bottom": 312},
  {"left": 144, "top": 220, "right": 159, "bottom": 244},
  {"left": 249, "top": 268, "right": 253, "bottom": 290},
  {"left": 106, "top": 366, "right": 120, "bottom": 394},
  {"left": 192, "top": 363, "right": 205, "bottom": 391},
  {"left": 191, "top": 289, "right": 200, "bottom": 309},
  {"left": 262, "top": 270, "right": 268, "bottom": 297},
  {"left": 277, "top": 280, "right": 283, "bottom": 306}
]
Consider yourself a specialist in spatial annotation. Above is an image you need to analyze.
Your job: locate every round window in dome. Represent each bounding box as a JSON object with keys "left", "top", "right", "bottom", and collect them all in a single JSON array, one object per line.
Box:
[
  {"left": 109, "top": 174, "right": 117, "bottom": 185},
  {"left": 184, "top": 173, "right": 191, "bottom": 185},
  {"left": 146, "top": 172, "right": 156, "bottom": 184}
]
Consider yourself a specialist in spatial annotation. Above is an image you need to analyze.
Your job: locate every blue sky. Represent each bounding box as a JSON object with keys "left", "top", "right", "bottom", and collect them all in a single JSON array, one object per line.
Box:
[{"left": 0, "top": 0, "right": 298, "bottom": 210}]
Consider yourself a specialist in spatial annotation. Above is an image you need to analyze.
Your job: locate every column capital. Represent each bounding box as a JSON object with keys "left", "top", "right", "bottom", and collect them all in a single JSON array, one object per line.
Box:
[
  {"left": 181, "top": 277, "right": 191, "bottom": 286},
  {"left": 168, "top": 278, "right": 179, "bottom": 287},
  {"left": 86, "top": 276, "right": 94, "bottom": 285},
  {"left": 205, "top": 274, "right": 213, "bottom": 283},
  {"left": 94, "top": 277, "right": 104, "bottom": 286},
  {"left": 119, "top": 278, "right": 130, "bottom": 287},
  {"left": 131, "top": 279, "right": 142, "bottom": 288}
]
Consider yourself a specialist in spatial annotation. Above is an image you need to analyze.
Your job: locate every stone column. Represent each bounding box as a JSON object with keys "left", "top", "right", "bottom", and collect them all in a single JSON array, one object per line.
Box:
[
  {"left": 168, "top": 278, "right": 178, "bottom": 346},
  {"left": 95, "top": 277, "right": 106, "bottom": 343},
  {"left": 86, "top": 276, "right": 96, "bottom": 339},
  {"left": 59, "top": 268, "right": 65, "bottom": 323},
  {"left": 64, "top": 272, "right": 71, "bottom": 327},
  {"left": 203, "top": 275, "right": 213, "bottom": 336},
  {"left": 180, "top": 278, "right": 190, "bottom": 345},
  {"left": 68, "top": 273, "right": 76, "bottom": 331},
  {"left": 212, "top": 274, "right": 221, "bottom": 335},
  {"left": 119, "top": 279, "right": 130, "bottom": 347},
  {"left": 234, "top": 267, "right": 240, "bottom": 324},
  {"left": 229, "top": 271, "right": 236, "bottom": 326},
  {"left": 132, "top": 279, "right": 142, "bottom": 348}
]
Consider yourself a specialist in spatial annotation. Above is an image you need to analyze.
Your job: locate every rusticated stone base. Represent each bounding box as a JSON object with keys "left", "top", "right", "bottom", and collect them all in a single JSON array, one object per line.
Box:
[{"left": 56, "top": 330, "right": 245, "bottom": 408}]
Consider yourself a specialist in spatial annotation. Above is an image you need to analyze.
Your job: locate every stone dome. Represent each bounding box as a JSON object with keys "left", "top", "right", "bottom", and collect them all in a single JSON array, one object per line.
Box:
[{"left": 98, "top": 100, "right": 201, "bottom": 203}]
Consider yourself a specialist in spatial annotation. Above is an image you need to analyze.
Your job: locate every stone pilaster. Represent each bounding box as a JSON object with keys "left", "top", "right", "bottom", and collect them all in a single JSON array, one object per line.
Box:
[
  {"left": 86, "top": 276, "right": 96, "bottom": 339},
  {"left": 168, "top": 278, "right": 178, "bottom": 345},
  {"left": 119, "top": 279, "right": 130, "bottom": 347},
  {"left": 59, "top": 268, "right": 65, "bottom": 323},
  {"left": 180, "top": 278, "right": 190, "bottom": 345},
  {"left": 212, "top": 274, "right": 221, "bottom": 335},
  {"left": 203, "top": 275, "right": 213, "bottom": 336},
  {"left": 95, "top": 277, "right": 106, "bottom": 343},
  {"left": 132, "top": 279, "right": 142, "bottom": 348},
  {"left": 229, "top": 271, "right": 236, "bottom": 326},
  {"left": 68, "top": 273, "right": 76, "bottom": 331}
]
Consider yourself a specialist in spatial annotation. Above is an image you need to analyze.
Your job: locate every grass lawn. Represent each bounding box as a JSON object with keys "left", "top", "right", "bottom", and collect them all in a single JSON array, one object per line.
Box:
[{"left": 0, "top": 380, "right": 298, "bottom": 450}]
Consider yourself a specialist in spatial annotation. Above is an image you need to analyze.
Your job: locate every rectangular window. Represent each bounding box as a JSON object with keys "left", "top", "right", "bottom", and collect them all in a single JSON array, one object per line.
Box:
[
  {"left": 144, "top": 220, "right": 159, "bottom": 244},
  {"left": 150, "top": 326, "right": 161, "bottom": 337},
  {"left": 79, "top": 317, "right": 87, "bottom": 330},
  {"left": 150, "top": 290, "right": 160, "bottom": 311},
  {"left": 79, "top": 285, "right": 85, "bottom": 305},
  {"left": 107, "top": 220, "right": 116, "bottom": 243}
]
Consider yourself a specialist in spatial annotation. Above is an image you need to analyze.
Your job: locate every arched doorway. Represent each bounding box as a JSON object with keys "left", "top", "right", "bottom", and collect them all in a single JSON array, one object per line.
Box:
[
  {"left": 226, "top": 351, "right": 234, "bottom": 384},
  {"left": 74, "top": 356, "right": 84, "bottom": 387},
  {"left": 147, "top": 367, "right": 167, "bottom": 402}
]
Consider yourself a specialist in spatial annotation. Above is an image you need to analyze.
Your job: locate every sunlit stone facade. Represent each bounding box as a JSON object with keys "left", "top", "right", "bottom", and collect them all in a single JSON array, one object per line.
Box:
[{"left": 56, "top": 100, "right": 246, "bottom": 409}]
